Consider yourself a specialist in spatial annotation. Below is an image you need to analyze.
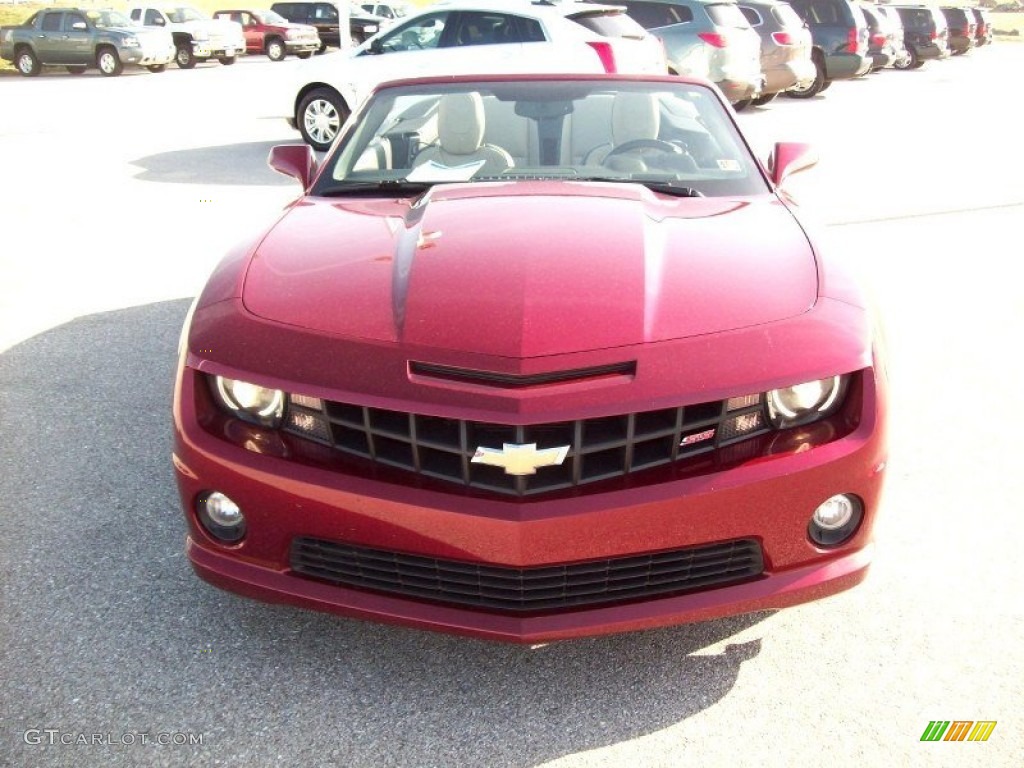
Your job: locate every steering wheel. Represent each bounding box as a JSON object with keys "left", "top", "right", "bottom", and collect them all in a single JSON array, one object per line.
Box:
[{"left": 603, "top": 139, "right": 683, "bottom": 165}]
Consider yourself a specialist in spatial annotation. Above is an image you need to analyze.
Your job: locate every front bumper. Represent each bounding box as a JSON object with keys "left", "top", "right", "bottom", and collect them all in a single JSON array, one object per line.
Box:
[
  {"left": 173, "top": 363, "right": 887, "bottom": 642},
  {"left": 123, "top": 45, "right": 176, "bottom": 66},
  {"left": 286, "top": 39, "right": 320, "bottom": 53},
  {"left": 193, "top": 41, "right": 246, "bottom": 58}
]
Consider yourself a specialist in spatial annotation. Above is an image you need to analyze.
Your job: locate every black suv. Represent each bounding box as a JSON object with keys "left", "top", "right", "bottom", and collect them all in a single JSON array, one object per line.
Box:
[
  {"left": 940, "top": 6, "right": 975, "bottom": 54},
  {"left": 859, "top": 3, "right": 894, "bottom": 72},
  {"left": 785, "top": 0, "right": 871, "bottom": 98},
  {"left": 892, "top": 4, "right": 948, "bottom": 69},
  {"left": 970, "top": 7, "right": 992, "bottom": 46},
  {"left": 270, "top": 1, "right": 384, "bottom": 48}
]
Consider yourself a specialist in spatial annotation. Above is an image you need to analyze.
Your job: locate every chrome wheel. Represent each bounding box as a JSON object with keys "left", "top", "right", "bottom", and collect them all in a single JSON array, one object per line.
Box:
[
  {"left": 17, "top": 50, "right": 40, "bottom": 76},
  {"left": 304, "top": 99, "right": 340, "bottom": 145},
  {"left": 98, "top": 50, "right": 120, "bottom": 76},
  {"left": 267, "top": 39, "right": 285, "bottom": 61},
  {"left": 175, "top": 44, "right": 195, "bottom": 69},
  {"left": 297, "top": 87, "right": 350, "bottom": 152}
]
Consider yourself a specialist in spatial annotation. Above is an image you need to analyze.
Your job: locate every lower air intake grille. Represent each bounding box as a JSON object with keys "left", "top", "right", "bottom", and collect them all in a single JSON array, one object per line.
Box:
[{"left": 290, "top": 537, "right": 764, "bottom": 613}]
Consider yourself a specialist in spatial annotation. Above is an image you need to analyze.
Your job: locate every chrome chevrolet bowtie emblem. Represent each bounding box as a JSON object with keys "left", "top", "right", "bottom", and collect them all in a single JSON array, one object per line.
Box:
[{"left": 471, "top": 443, "right": 570, "bottom": 476}]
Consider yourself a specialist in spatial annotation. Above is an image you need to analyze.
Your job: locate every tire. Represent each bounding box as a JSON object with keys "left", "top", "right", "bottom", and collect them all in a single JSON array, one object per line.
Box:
[
  {"left": 895, "top": 46, "right": 918, "bottom": 70},
  {"left": 15, "top": 47, "right": 41, "bottom": 77},
  {"left": 819, "top": 79, "right": 833, "bottom": 92},
  {"left": 732, "top": 99, "right": 752, "bottom": 112},
  {"left": 296, "top": 51, "right": 313, "bottom": 59},
  {"left": 218, "top": 55, "right": 236, "bottom": 65},
  {"left": 97, "top": 46, "right": 123, "bottom": 77},
  {"left": 66, "top": 65, "right": 86, "bottom": 75},
  {"left": 298, "top": 87, "right": 349, "bottom": 152},
  {"left": 752, "top": 91, "right": 778, "bottom": 107},
  {"left": 316, "top": 41, "right": 327, "bottom": 53},
  {"left": 785, "top": 55, "right": 825, "bottom": 98},
  {"left": 147, "top": 64, "right": 167, "bottom": 73},
  {"left": 175, "top": 44, "right": 196, "bottom": 69},
  {"left": 266, "top": 38, "right": 285, "bottom": 61}
]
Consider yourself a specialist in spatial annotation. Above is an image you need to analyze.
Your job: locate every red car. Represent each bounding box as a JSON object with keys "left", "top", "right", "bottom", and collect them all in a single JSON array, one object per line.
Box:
[
  {"left": 172, "top": 74, "right": 888, "bottom": 643},
  {"left": 213, "top": 9, "right": 319, "bottom": 60}
]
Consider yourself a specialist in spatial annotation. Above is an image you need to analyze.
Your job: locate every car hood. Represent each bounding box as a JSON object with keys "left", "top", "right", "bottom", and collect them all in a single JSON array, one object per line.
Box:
[
  {"left": 108, "top": 25, "right": 169, "bottom": 39},
  {"left": 242, "top": 182, "right": 817, "bottom": 358}
]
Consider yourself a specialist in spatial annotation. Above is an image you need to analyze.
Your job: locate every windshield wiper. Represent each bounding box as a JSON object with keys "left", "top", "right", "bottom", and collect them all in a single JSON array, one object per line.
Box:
[
  {"left": 636, "top": 181, "right": 704, "bottom": 197},
  {"left": 572, "top": 177, "right": 704, "bottom": 197},
  {"left": 317, "top": 179, "right": 434, "bottom": 197}
]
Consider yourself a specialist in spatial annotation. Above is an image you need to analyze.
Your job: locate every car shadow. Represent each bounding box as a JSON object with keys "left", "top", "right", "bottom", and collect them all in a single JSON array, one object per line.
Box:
[
  {"left": 131, "top": 140, "right": 302, "bottom": 186},
  {"left": 0, "top": 299, "right": 773, "bottom": 767}
]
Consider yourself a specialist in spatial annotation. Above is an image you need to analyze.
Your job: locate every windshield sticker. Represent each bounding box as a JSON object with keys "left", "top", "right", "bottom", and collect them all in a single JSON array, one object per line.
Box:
[
  {"left": 717, "top": 159, "right": 741, "bottom": 172},
  {"left": 406, "top": 159, "right": 487, "bottom": 183}
]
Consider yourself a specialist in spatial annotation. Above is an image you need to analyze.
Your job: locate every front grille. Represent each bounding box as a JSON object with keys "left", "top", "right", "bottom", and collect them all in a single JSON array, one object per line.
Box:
[
  {"left": 283, "top": 395, "right": 770, "bottom": 497},
  {"left": 291, "top": 537, "right": 764, "bottom": 613}
]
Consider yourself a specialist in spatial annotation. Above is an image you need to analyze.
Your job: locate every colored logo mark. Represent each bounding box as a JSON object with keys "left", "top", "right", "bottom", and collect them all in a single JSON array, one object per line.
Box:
[{"left": 920, "top": 721, "right": 997, "bottom": 742}]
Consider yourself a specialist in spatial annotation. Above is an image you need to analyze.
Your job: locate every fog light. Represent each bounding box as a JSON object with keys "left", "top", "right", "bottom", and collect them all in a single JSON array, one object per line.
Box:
[
  {"left": 808, "top": 493, "right": 862, "bottom": 547},
  {"left": 197, "top": 491, "right": 246, "bottom": 543}
]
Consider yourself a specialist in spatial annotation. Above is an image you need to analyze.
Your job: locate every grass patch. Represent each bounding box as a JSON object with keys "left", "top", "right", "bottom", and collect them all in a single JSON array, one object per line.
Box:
[{"left": 991, "top": 12, "right": 1024, "bottom": 40}]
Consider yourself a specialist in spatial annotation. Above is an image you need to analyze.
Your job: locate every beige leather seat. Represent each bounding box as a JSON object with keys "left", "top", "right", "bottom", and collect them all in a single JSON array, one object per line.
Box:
[
  {"left": 583, "top": 92, "right": 661, "bottom": 170},
  {"left": 583, "top": 92, "right": 698, "bottom": 175},
  {"left": 413, "top": 93, "right": 514, "bottom": 177}
]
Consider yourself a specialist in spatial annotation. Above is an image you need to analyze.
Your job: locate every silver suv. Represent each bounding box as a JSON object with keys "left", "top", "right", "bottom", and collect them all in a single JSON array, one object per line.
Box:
[
  {"left": 612, "top": 0, "right": 765, "bottom": 106},
  {"left": 738, "top": 0, "right": 815, "bottom": 106}
]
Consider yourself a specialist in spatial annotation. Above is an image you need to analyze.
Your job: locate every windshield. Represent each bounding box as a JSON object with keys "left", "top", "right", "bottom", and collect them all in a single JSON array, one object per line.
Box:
[
  {"left": 88, "top": 9, "right": 133, "bottom": 27},
  {"left": 166, "top": 6, "right": 205, "bottom": 23},
  {"left": 261, "top": 9, "right": 288, "bottom": 23},
  {"left": 313, "top": 80, "right": 768, "bottom": 198}
]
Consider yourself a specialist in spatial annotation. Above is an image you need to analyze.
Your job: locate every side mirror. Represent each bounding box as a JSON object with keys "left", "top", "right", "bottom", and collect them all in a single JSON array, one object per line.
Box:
[
  {"left": 268, "top": 144, "right": 318, "bottom": 189},
  {"left": 769, "top": 142, "right": 817, "bottom": 186}
]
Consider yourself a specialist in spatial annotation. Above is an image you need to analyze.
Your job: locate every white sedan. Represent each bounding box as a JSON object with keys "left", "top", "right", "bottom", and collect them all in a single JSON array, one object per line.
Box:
[{"left": 278, "top": 0, "right": 668, "bottom": 150}]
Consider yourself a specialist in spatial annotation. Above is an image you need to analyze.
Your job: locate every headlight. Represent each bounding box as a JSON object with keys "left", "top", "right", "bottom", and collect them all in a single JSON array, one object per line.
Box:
[
  {"left": 123, "top": 36, "right": 140, "bottom": 47},
  {"left": 766, "top": 375, "right": 847, "bottom": 429},
  {"left": 211, "top": 376, "right": 285, "bottom": 427}
]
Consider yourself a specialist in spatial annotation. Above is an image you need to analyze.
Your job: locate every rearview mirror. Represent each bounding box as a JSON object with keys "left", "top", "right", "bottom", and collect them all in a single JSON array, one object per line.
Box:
[
  {"left": 268, "top": 144, "right": 318, "bottom": 189},
  {"left": 769, "top": 142, "right": 817, "bottom": 186}
]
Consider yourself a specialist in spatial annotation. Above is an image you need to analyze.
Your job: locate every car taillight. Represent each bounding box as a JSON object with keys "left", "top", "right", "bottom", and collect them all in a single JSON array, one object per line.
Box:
[
  {"left": 930, "top": 29, "right": 938, "bottom": 40},
  {"left": 870, "top": 32, "right": 885, "bottom": 47},
  {"left": 771, "top": 30, "right": 795, "bottom": 45},
  {"left": 845, "top": 27, "right": 858, "bottom": 53},
  {"left": 586, "top": 41, "right": 617, "bottom": 73},
  {"left": 698, "top": 32, "right": 729, "bottom": 48}
]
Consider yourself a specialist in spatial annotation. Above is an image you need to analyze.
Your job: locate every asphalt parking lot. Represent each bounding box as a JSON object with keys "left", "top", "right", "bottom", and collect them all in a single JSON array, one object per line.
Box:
[{"left": 1, "top": 47, "right": 1023, "bottom": 767}]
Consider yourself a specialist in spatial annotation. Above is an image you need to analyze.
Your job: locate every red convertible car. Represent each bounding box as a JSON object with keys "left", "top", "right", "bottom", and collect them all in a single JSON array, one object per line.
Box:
[{"left": 172, "top": 74, "right": 888, "bottom": 643}]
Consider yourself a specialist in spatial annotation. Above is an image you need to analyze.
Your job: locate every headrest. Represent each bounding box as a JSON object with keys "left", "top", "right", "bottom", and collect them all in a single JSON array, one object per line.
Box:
[
  {"left": 612, "top": 92, "right": 660, "bottom": 145},
  {"left": 438, "top": 93, "right": 485, "bottom": 156}
]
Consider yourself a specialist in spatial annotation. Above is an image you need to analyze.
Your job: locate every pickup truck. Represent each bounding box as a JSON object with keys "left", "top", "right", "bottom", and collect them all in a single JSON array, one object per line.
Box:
[
  {"left": 1, "top": 7, "right": 175, "bottom": 76},
  {"left": 212, "top": 9, "right": 319, "bottom": 60},
  {"left": 127, "top": 4, "right": 246, "bottom": 68}
]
